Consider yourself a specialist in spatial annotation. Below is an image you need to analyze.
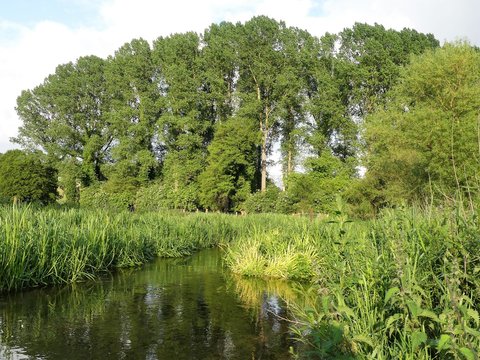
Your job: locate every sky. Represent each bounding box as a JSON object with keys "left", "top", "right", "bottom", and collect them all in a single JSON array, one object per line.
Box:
[{"left": 0, "top": 0, "right": 479, "bottom": 154}]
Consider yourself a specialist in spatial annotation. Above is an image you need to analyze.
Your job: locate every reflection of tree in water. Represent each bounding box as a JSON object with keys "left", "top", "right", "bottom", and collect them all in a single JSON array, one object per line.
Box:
[
  {"left": 226, "top": 273, "right": 320, "bottom": 357},
  {"left": 0, "top": 249, "right": 303, "bottom": 359}
]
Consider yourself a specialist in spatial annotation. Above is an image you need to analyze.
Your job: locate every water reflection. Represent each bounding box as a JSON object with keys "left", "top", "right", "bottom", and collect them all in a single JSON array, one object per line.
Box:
[{"left": 0, "top": 249, "right": 304, "bottom": 359}]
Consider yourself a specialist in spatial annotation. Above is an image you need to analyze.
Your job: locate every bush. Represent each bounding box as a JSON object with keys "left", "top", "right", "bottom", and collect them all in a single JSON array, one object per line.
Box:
[
  {"left": 0, "top": 150, "right": 57, "bottom": 204},
  {"left": 135, "top": 182, "right": 169, "bottom": 212},
  {"left": 80, "top": 178, "right": 138, "bottom": 211},
  {"left": 242, "top": 186, "right": 281, "bottom": 213}
]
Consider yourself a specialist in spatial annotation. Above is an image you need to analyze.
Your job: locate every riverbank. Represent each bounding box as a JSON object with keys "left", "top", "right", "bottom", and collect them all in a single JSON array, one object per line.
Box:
[
  {"left": 0, "top": 205, "right": 311, "bottom": 292},
  {"left": 224, "top": 206, "right": 480, "bottom": 359},
  {"left": 0, "top": 205, "right": 238, "bottom": 291}
]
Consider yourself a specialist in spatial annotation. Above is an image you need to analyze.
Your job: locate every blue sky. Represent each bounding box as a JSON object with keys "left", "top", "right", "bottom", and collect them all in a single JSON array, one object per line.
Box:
[
  {"left": 1, "top": 0, "right": 479, "bottom": 157},
  {"left": 1, "top": 0, "right": 99, "bottom": 27}
]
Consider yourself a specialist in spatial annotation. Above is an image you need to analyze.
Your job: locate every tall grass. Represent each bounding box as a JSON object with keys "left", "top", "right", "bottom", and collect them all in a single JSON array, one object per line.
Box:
[
  {"left": 224, "top": 206, "right": 480, "bottom": 359},
  {"left": 0, "top": 205, "right": 242, "bottom": 292}
]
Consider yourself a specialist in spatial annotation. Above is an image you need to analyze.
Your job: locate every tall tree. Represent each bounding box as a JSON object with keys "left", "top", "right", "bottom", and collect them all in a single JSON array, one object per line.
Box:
[
  {"left": 14, "top": 55, "right": 111, "bottom": 200},
  {"left": 201, "top": 21, "right": 239, "bottom": 123},
  {"left": 105, "top": 38, "right": 160, "bottom": 184},
  {"left": 364, "top": 43, "right": 480, "bottom": 205},
  {"left": 153, "top": 32, "right": 211, "bottom": 210},
  {"left": 338, "top": 23, "right": 439, "bottom": 117},
  {"left": 306, "top": 33, "right": 357, "bottom": 162},
  {"left": 236, "top": 16, "right": 290, "bottom": 192},
  {"left": 276, "top": 27, "right": 317, "bottom": 186}
]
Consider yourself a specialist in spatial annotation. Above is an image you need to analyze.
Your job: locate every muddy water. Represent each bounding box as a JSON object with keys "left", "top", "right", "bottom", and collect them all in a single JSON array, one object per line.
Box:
[{"left": 0, "top": 249, "right": 307, "bottom": 359}]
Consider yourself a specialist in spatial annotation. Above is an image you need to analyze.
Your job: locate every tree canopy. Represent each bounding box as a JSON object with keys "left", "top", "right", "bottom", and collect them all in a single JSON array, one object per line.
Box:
[{"left": 12, "top": 17, "right": 459, "bottom": 214}]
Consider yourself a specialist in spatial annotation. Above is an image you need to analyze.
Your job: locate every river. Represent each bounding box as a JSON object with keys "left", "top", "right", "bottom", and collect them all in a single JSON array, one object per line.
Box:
[{"left": 0, "top": 248, "right": 307, "bottom": 359}]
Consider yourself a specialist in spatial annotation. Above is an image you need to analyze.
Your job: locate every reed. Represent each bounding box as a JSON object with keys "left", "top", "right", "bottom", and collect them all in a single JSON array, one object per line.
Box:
[
  {"left": 0, "top": 205, "right": 244, "bottom": 292},
  {"left": 223, "top": 206, "right": 480, "bottom": 358},
  {"left": 2, "top": 203, "right": 479, "bottom": 358}
]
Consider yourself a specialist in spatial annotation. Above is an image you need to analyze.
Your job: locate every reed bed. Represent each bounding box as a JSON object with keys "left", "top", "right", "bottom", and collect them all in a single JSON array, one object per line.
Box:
[
  {"left": 0, "top": 205, "right": 244, "bottom": 292},
  {"left": 224, "top": 206, "right": 480, "bottom": 359}
]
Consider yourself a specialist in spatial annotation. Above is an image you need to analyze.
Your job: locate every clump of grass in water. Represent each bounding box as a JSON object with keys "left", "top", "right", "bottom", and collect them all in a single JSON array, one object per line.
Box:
[{"left": 224, "top": 226, "right": 319, "bottom": 281}]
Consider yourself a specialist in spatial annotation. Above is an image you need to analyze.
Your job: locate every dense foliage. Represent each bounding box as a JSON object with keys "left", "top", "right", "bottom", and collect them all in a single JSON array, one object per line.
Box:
[
  {"left": 0, "top": 150, "right": 57, "bottom": 204},
  {"left": 224, "top": 205, "right": 480, "bottom": 359},
  {"left": 361, "top": 43, "right": 480, "bottom": 208},
  {"left": 0, "top": 205, "right": 239, "bottom": 291},
  {"left": 11, "top": 18, "right": 443, "bottom": 213}
]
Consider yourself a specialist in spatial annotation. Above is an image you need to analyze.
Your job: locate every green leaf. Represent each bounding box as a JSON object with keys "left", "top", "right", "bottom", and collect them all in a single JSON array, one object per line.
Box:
[
  {"left": 338, "top": 305, "right": 355, "bottom": 319},
  {"left": 459, "top": 347, "right": 475, "bottom": 360},
  {"left": 419, "top": 309, "right": 439, "bottom": 322},
  {"left": 352, "top": 334, "right": 374, "bottom": 348},
  {"left": 467, "top": 308, "right": 479, "bottom": 326},
  {"left": 385, "top": 313, "right": 402, "bottom": 330},
  {"left": 384, "top": 286, "right": 400, "bottom": 305},
  {"left": 411, "top": 331, "right": 427, "bottom": 351},
  {"left": 436, "top": 334, "right": 451, "bottom": 351},
  {"left": 407, "top": 300, "right": 421, "bottom": 318},
  {"left": 465, "top": 327, "right": 480, "bottom": 337}
]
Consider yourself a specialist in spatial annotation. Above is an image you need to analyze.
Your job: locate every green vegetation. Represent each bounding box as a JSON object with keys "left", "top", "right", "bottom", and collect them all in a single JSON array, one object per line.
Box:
[
  {"left": 10, "top": 18, "right": 441, "bottom": 213},
  {"left": 0, "top": 150, "right": 57, "bottom": 204},
  {"left": 361, "top": 43, "right": 480, "bottom": 209},
  {"left": 224, "top": 204, "right": 480, "bottom": 359},
  {"left": 0, "top": 205, "right": 240, "bottom": 292},
  {"left": 2, "top": 202, "right": 478, "bottom": 358}
]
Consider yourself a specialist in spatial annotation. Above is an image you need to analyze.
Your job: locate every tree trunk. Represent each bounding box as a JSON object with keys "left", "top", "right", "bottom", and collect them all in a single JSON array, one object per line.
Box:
[
  {"left": 260, "top": 105, "right": 270, "bottom": 193},
  {"left": 261, "top": 130, "right": 267, "bottom": 192},
  {"left": 282, "top": 149, "right": 292, "bottom": 192},
  {"left": 287, "top": 148, "right": 292, "bottom": 175}
]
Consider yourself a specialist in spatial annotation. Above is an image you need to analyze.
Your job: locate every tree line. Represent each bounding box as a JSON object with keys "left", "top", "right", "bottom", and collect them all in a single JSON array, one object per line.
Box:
[{"left": 3, "top": 16, "right": 478, "bottom": 215}]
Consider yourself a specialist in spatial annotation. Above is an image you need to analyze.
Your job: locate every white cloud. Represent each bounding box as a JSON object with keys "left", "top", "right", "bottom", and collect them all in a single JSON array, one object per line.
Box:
[
  {"left": 0, "top": 21, "right": 115, "bottom": 152},
  {"left": 1, "top": 0, "right": 478, "bottom": 153}
]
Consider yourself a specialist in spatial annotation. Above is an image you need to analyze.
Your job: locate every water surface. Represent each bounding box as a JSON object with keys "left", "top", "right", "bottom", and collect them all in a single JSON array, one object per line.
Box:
[{"left": 0, "top": 249, "right": 305, "bottom": 359}]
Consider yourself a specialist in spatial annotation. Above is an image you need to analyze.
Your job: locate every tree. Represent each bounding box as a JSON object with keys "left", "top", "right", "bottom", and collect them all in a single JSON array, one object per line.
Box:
[
  {"left": 201, "top": 21, "right": 239, "bottom": 123},
  {"left": 0, "top": 150, "right": 57, "bottom": 204},
  {"left": 153, "top": 32, "right": 212, "bottom": 210},
  {"left": 364, "top": 43, "right": 480, "bottom": 206},
  {"left": 105, "top": 38, "right": 160, "bottom": 185},
  {"left": 236, "top": 16, "right": 289, "bottom": 192},
  {"left": 338, "top": 23, "right": 439, "bottom": 117},
  {"left": 199, "top": 117, "right": 258, "bottom": 211},
  {"left": 14, "top": 55, "right": 112, "bottom": 201},
  {"left": 277, "top": 27, "right": 317, "bottom": 186}
]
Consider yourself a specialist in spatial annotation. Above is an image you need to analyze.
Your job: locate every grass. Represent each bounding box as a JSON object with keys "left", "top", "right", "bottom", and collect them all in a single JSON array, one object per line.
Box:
[
  {"left": 0, "top": 205, "right": 244, "bottom": 292},
  {"left": 223, "top": 205, "right": 480, "bottom": 359},
  {"left": 0, "top": 205, "right": 311, "bottom": 292}
]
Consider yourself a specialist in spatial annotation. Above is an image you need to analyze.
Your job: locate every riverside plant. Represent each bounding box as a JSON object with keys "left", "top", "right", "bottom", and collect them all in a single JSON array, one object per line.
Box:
[
  {"left": 0, "top": 206, "right": 313, "bottom": 292},
  {"left": 2, "top": 203, "right": 479, "bottom": 358},
  {"left": 0, "top": 205, "right": 244, "bottom": 292},
  {"left": 224, "top": 205, "right": 480, "bottom": 359}
]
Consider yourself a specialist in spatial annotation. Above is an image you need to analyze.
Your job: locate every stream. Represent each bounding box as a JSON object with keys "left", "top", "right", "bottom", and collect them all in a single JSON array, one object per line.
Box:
[{"left": 0, "top": 248, "right": 308, "bottom": 359}]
